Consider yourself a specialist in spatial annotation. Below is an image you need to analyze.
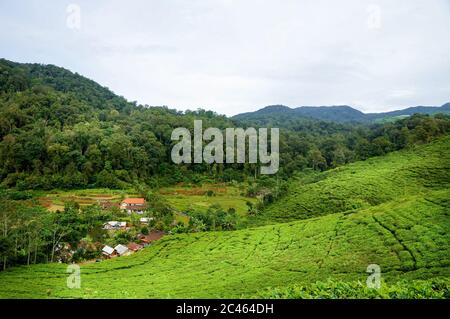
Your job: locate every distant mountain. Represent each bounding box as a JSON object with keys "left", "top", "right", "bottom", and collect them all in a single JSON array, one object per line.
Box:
[
  {"left": 367, "top": 103, "right": 450, "bottom": 120},
  {"left": 233, "top": 103, "right": 450, "bottom": 124}
]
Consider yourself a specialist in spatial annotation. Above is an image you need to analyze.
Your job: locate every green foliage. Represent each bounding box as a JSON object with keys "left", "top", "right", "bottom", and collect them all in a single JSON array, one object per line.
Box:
[
  {"left": 233, "top": 103, "right": 450, "bottom": 124},
  {"left": 162, "top": 184, "right": 256, "bottom": 219},
  {"left": 0, "top": 193, "right": 114, "bottom": 269},
  {"left": 255, "top": 136, "right": 450, "bottom": 224},
  {"left": 113, "top": 231, "right": 133, "bottom": 246},
  {"left": 1, "top": 59, "right": 449, "bottom": 189},
  {"left": 251, "top": 279, "right": 450, "bottom": 299},
  {"left": 0, "top": 59, "right": 449, "bottom": 299},
  {"left": 140, "top": 227, "right": 149, "bottom": 235},
  {"left": 187, "top": 204, "right": 238, "bottom": 231},
  {"left": 0, "top": 185, "right": 448, "bottom": 298}
]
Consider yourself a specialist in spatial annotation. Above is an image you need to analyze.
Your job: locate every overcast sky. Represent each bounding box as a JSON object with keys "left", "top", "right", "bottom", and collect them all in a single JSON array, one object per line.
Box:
[{"left": 1, "top": 0, "right": 449, "bottom": 115}]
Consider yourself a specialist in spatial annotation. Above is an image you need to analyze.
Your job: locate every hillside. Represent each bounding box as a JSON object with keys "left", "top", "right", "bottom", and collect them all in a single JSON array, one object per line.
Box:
[
  {"left": 233, "top": 103, "right": 450, "bottom": 124},
  {"left": 234, "top": 105, "right": 366, "bottom": 124},
  {"left": 0, "top": 137, "right": 448, "bottom": 298},
  {"left": 2, "top": 58, "right": 449, "bottom": 189},
  {"left": 0, "top": 58, "right": 132, "bottom": 111},
  {"left": 0, "top": 191, "right": 447, "bottom": 298},
  {"left": 367, "top": 103, "right": 450, "bottom": 120},
  {"left": 256, "top": 136, "right": 450, "bottom": 224}
]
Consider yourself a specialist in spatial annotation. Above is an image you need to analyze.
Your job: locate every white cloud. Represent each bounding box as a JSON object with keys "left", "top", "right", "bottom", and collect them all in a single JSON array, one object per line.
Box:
[{"left": 0, "top": 0, "right": 449, "bottom": 115}]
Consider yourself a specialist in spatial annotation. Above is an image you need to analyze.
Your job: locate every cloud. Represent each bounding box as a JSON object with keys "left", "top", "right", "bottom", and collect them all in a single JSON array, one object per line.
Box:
[{"left": 0, "top": 0, "right": 449, "bottom": 115}]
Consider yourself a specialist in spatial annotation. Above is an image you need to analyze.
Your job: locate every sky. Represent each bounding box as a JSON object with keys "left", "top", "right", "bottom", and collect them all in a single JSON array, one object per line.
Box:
[{"left": 1, "top": 0, "right": 449, "bottom": 116}]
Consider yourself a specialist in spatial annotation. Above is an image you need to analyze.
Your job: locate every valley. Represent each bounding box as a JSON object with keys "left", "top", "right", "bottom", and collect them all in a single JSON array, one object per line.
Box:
[
  {"left": 0, "top": 58, "right": 449, "bottom": 299},
  {"left": 0, "top": 136, "right": 448, "bottom": 298}
]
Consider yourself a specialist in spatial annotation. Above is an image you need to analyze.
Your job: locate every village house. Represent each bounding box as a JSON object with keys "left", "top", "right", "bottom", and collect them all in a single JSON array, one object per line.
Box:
[
  {"left": 103, "top": 221, "right": 127, "bottom": 230},
  {"left": 127, "top": 242, "right": 143, "bottom": 252},
  {"left": 140, "top": 217, "right": 153, "bottom": 224},
  {"left": 114, "top": 244, "right": 130, "bottom": 256},
  {"left": 102, "top": 245, "right": 116, "bottom": 258},
  {"left": 138, "top": 231, "right": 165, "bottom": 246},
  {"left": 102, "top": 244, "right": 133, "bottom": 259},
  {"left": 120, "top": 198, "right": 147, "bottom": 214}
]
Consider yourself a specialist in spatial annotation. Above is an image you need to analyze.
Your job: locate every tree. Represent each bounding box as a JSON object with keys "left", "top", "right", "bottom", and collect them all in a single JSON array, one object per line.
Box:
[
  {"left": 0, "top": 200, "right": 16, "bottom": 270},
  {"left": 308, "top": 149, "right": 327, "bottom": 171}
]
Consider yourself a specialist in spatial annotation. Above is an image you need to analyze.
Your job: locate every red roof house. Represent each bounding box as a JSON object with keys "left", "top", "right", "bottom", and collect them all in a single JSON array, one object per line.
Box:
[
  {"left": 127, "top": 243, "right": 144, "bottom": 252},
  {"left": 122, "top": 198, "right": 145, "bottom": 205},
  {"left": 138, "top": 231, "right": 165, "bottom": 245},
  {"left": 120, "top": 198, "right": 147, "bottom": 214}
]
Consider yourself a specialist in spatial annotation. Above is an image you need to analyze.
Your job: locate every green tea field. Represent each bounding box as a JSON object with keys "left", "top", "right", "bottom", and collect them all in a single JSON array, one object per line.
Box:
[
  {"left": 256, "top": 136, "right": 450, "bottom": 224},
  {"left": 0, "top": 137, "right": 448, "bottom": 298},
  {"left": 0, "top": 190, "right": 448, "bottom": 298}
]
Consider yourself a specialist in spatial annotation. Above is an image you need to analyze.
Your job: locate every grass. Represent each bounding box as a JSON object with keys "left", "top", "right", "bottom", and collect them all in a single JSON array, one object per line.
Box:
[
  {"left": 254, "top": 136, "right": 450, "bottom": 224},
  {"left": 160, "top": 184, "right": 257, "bottom": 216},
  {"left": 33, "top": 185, "right": 256, "bottom": 216},
  {"left": 0, "top": 136, "right": 448, "bottom": 299},
  {"left": 0, "top": 189, "right": 448, "bottom": 298},
  {"left": 251, "top": 279, "right": 450, "bottom": 299}
]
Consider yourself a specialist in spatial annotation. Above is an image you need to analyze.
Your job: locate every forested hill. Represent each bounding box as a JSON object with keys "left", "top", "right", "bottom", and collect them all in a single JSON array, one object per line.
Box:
[
  {"left": 0, "top": 58, "right": 134, "bottom": 111},
  {"left": 1, "top": 137, "right": 449, "bottom": 298},
  {"left": 233, "top": 103, "right": 450, "bottom": 125},
  {"left": 234, "top": 105, "right": 367, "bottom": 123},
  {"left": 1, "top": 58, "right": 449, "bottom": 190}
]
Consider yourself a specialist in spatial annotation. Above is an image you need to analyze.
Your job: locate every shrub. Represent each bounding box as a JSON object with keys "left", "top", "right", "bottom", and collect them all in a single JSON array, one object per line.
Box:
[{"left": 252, "top": 279, "right": 450, "bottom": 299}]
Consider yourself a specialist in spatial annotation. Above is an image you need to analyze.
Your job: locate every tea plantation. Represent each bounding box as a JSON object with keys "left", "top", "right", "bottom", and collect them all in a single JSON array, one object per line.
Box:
[
  {"left": 255, "top": 135, "right": 450, "bottom": 224},
  {"left": 0, "top": 137, "right": 448, "bottom": 298}
]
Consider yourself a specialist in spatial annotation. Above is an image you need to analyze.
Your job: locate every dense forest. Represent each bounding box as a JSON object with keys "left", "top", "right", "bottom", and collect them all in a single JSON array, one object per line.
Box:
[
  {"left": 1, "top": 58, "right": 449, "bottom": 191},
  {"left": 0, "top": 58, "right": 449, "bottom": 292}
]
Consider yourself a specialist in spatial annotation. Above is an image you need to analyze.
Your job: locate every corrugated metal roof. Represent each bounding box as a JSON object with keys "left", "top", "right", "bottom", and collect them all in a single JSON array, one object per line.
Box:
[
  {"left": 114, "top": 244, "right": 129, "bottom": 255},
  {"left": 102, "top": 245, "right": 114, "bottom": 255}
]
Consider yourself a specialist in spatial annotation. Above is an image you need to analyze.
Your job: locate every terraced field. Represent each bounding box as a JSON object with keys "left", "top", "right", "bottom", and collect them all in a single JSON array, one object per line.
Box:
[
  {"left": 0, "top": 137, "right": 448, "bottom": 298},
  {"left": 35, "top": 188, "right": 140, "bottom": 211},
  {"left": 160, "top": 184, "right": 257, "bottom": 216},
  {"left": 34, "top": 185, "right": 255, "bottom": 217}
]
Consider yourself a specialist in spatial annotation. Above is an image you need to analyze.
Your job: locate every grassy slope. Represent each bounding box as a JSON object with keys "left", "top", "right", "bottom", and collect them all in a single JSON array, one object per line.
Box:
[
  {"left": 0, "top": 137, "right": 449, "bottom": 298},
  {"left": 252, "top": 279, "right": 450, "bottom": 299},
  {"left": 255, "top": 136, "right": 450, "bottom": 224}
]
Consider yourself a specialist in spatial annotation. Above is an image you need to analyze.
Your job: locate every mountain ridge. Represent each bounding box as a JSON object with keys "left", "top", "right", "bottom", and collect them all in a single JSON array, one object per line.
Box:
[
  {"left": 3, "top": 57, "right": 448, "bottom": 123},
  {"left": 233, "top": 103, "right": 450, "bottom": 123}
]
